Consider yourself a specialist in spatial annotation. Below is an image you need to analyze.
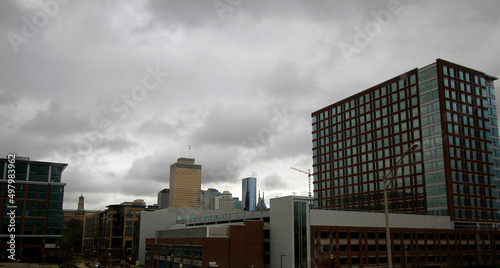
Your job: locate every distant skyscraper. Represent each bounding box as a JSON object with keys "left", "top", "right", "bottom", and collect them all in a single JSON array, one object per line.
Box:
[
  {"left": 242, "top": 177, "right": 257, "bottom": 211},
  {"left": 215, "top": 190, "right": 233, "bottom": 211},
  {"left": 201, "top": 188, "right": 221, "bottom": 209},
  {"left": 256, "top": 191, "right": 268, "bottom": 211},
  {"left": 169, "top": 158, "right": 202, "bottom": 209},
  {"left": 157, "top": 188, "right": 169, "bottom": 209},
  {"left": 312, "top": 59, "right": 500, "bottom": 226}
]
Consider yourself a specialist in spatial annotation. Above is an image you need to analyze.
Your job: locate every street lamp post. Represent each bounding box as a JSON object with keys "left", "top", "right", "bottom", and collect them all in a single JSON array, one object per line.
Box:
[{"left": 383, "top": 142, "right": 419, "bottom": 268}]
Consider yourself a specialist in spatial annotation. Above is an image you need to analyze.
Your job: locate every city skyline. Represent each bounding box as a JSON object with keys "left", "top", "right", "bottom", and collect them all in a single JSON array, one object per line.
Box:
[{"left": 1, "top": 1, "right": 500, "bottom": 211}]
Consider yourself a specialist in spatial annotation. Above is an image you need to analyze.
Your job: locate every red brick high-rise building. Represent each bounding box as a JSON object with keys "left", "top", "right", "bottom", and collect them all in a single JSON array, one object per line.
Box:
[{"left": 312, "top": 59, "right": 499, "bottom": 228}]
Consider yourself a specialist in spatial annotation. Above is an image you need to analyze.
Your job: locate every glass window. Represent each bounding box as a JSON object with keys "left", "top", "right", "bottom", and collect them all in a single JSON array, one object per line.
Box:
[
  {"left": 193, "top": 246, "right": 202, "bottom": 261},
  {"left": 50, "top": 166, "right": 63, "bottom": 182},
  {"left": 183, "top": 246, "right": 191, "bottom": 260},
  {"left": 15, "top": 164, "right": 28, "bottom": 180},
  {"left": 174, "top": 246, "right": 182, "bottom": 259},
  {"left": 410, "top": 74, "right": 416, "bottom": 84}
]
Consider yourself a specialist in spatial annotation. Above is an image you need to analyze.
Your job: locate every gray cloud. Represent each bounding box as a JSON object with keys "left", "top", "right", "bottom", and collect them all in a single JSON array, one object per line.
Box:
[
  {"left": 21, "top": 102, "right": 92, "bottom": 137},
  {"left": 1, "top": 0, "right": 500, "bottom": 210}
]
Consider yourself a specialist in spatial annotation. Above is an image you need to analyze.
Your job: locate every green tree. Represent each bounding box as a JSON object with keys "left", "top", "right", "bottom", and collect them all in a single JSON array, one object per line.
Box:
[{"left": 60, "top": 218, "right": 84, "bottom": 253}]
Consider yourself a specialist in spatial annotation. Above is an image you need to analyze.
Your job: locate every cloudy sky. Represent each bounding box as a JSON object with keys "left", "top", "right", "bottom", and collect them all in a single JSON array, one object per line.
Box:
[{"left": 1, "top": 0, "right": 500, "bottom": 210}]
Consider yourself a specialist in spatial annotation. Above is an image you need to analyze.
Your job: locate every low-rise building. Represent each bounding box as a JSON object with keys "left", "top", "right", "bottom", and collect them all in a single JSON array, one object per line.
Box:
[
  {"left": 144, "top": 196, "right": 500, "bottom": 268},
  {"left": 82, "top": 199, "right": 147, "bottom": 262},
  {"left": 146, "top": 221, "right": 264, "bottom": 268}
]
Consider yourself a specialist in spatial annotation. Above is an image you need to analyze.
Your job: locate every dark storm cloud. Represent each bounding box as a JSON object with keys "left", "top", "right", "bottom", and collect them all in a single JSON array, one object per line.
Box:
[
  {"left": 191, "top": 105, "right": 273, "bottom": 147},
  {"left": 92, "top": 137, "right": 136, "bottom": 154},
  {"left": 0, "top": 91, "right": 20, "bottom": 106},
  {"left": 195, "top": 144, "right": 243, "bottom": 184},
  {"left": 145, "top": 0, "right": 386, "bottom": 28},
  {"left": 257, "top": 60, "right": 320, "bottom": 101},
  {"left": 20, "top": 102, "right": 92, "bottom": 137},
  {"left": 261, "top": 173, "right": 286, "bottom": 190},
  {"left": 123, "top": 154, "right": 171, "bottom": 184}
]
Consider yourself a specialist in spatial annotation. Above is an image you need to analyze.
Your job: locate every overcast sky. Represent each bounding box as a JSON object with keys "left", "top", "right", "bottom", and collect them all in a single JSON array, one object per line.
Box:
[{"left": 1, "top": 0, "right": 500, "bottom": 210}]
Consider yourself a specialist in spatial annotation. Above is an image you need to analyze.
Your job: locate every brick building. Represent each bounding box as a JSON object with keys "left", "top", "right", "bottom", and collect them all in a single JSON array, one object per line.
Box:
[
  {"left": 82, "top": 199, "right": 146, "bottom": 261},
  {"left": 312, "top": 59, "right": 500, "bottom": 226},
  {"left": 146, "top": 220, "right": 264, "bottom": 268}
]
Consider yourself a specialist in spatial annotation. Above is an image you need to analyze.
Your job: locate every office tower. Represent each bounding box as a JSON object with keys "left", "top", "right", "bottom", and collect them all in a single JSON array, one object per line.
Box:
[
  {"left": 201, "top": 188, "right": 221, "bottom": 209},
  {"left": 0, "top": 156, "right": 67, "bottom": 261},
  {"left": 312, "top": 59, "right": 499, "bottom": 226},
  {"left": 168, "top": 158, "right": 202, "bottom": 209},
  {"left": 233, "top": 198, "right": 244, "bottom": 210},
  {"left": 157, "top": 188, "right": 169, "bottom": 209},
  {"left": 215, "top": 190, "right": 234, "bottom": 211},
  {"left": 242, "top": 177, "right": 257, "bottom": 211}
]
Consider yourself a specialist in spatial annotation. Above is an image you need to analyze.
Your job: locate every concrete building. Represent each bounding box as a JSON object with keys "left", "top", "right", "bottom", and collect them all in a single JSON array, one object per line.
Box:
[
  {"left": 169, "top": 158, "right": 202, "bottom": 209},
  {"left": 201, "top": 188, "right": 221, "bottom": 209},
  {"left": 137, "top": 208, "right": 270, "bottom": 266},
  {"left": 242, "top": 177, "right": 257, "bottom": 211},
  {"left": 215, "top": 190, "right": 234, "bottom": 211},
  {"left": 0, "top": 156, "right": 67, "bottom": 262},
  {"left": 141, "top": 196, "right": 500, "bottom": 268},
  {"left": 312, "top": 59, "right": 500, "bottom": 227}
]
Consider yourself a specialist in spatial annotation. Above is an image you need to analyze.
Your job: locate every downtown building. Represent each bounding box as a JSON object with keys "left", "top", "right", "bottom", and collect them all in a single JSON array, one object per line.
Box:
[
  {"left": 82, "top": 199, "right": 148, "bottom": 262},
  {"left": 144, "top": 195, "right": 500, "bottom": 268},
  {"left": 312, "top": 59, "right": 500, "bottom": 227},
  {"left": 169, "top": 158, "right": 202, "bottom": 209},
  {"left": 157, "top": 188, "right": 170, "bottom": 209},
  {"left": 0, "top": 156, "right": 67, "bottom": 262},
  {"left": 242, "top": 177, "right": 257, "bottom": 211}
]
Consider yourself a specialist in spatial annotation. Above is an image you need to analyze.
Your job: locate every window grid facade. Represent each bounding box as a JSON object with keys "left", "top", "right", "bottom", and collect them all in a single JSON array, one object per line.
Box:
[
  {"left": 0, "top": 157, "right": 67, "bottom": 261},
  {"left": 312, "top": 59, "right": 500, "bottom": 224},
  {"left": 437, "top": 60, "right": 498, "bottom": 223},
  {"left": 311, "top": 225, "right": 500, "bottom": 268},
  {"left": 312, "top": 69, "right": 425, "bottom": 214}
]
